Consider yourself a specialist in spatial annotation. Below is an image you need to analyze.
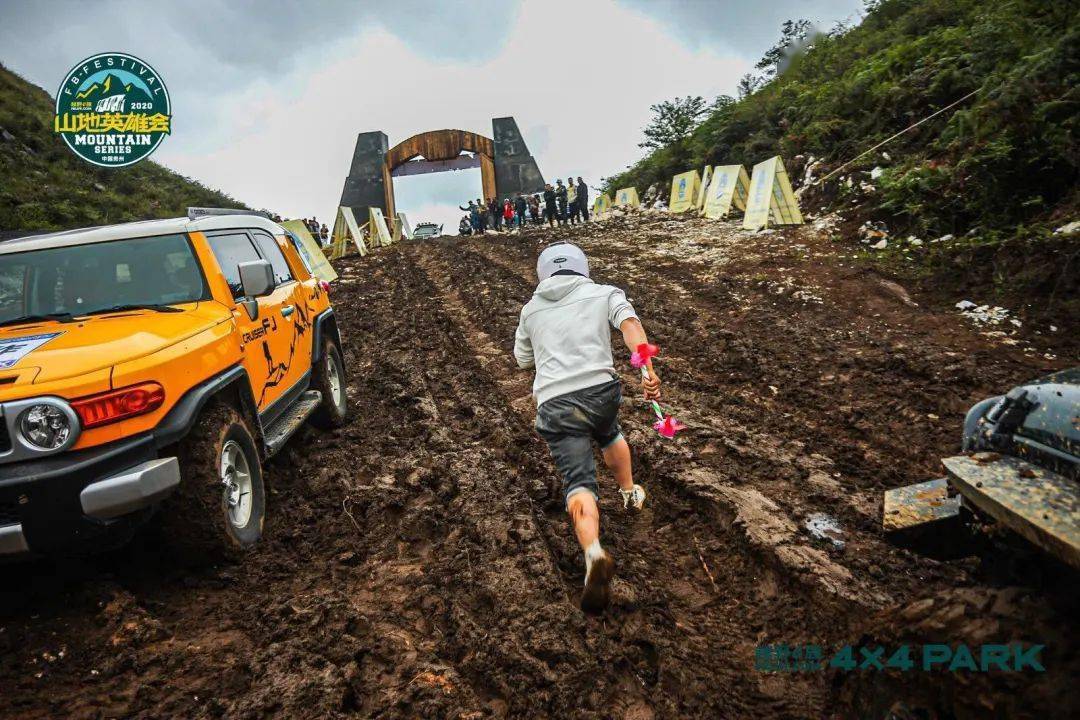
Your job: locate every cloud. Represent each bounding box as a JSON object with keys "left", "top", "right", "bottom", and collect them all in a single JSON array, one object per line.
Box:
[
  {"left": 0, "top": 0, "right": 520, "bottom": 95},
  {"left": 394, "top": 168, "right": 485, "bottom": 211},
  {"left": 619, "top": 0, "right": 865, "bottom": 58},
  {"left": 150, "top": 0, "right": 752, "bottom": 231}
]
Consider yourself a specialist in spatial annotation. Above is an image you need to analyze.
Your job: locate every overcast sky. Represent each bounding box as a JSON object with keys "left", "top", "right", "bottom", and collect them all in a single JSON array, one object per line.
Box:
[{"left": 0, "top": 0, "right": 864, "bottom": 232}]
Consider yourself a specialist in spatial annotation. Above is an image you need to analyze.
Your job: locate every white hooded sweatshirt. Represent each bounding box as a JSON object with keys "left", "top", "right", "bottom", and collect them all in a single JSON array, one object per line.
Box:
[{"left": 514, "top": 274, "right": 638, "bottom": 407}]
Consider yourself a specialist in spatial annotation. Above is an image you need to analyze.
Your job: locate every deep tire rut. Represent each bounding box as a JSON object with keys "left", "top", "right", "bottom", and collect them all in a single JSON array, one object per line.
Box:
[{"left": 408, "top": 239, "right": 833, "bottom": 717}]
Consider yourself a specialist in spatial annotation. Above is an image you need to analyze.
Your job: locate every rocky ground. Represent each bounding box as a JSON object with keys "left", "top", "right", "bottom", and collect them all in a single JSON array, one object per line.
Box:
[{"left": 1, "top": 212, "right": 1076, "bottom": 719}]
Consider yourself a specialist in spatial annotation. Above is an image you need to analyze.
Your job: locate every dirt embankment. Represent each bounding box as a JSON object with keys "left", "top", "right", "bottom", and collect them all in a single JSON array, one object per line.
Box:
[{"left": 0, "top": 212, "right": 1075, "bottom": 719}]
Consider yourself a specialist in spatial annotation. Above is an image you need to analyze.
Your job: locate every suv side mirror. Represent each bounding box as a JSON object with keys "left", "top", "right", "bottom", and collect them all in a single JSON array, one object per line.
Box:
[
  {"left": 237, "top": 259, "right": 275, "bottom": 320},
  {"left": 239, "top": 260, "right": 274, "bottom": 297}
]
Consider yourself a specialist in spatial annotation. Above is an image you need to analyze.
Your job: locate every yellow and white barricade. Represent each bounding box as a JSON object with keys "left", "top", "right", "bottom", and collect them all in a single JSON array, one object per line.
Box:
[
  {"left": 704, "top": 165, "right": 751, "bottom": 220},
  {"left": 593, "top": 193, "right": 612, "bottom": 218},
  {"left": 742, "top": 156, "right": 804, "bottom": 231},
  {"left": 669, "top": 170, "right": 701, "bottom": 213},
  {"left": 281, "top": 219, "right": 337, "bottom": 282},
  {"left": 369, "top": 207, "right": 393, "bottom": 247},
  {"left": 396, "top": 212, "right": 413, "bottom": 240},
  {"left": 695, "top": 165, "right": 713, "bottom": 211},
  {"left": 331, "top": 206, "right": 368, "bottom": 258},
  {"left": 613, "top": 187, "right": 640, "bottom": 208}
]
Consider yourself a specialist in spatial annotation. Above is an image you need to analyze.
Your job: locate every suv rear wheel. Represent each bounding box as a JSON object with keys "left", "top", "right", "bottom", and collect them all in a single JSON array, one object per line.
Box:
[
  {"left": 310, "top": 337, "right": 348, "bottom": 429},
  {"left": 168, "top": 403, "right": 265, "bottom": 560}
]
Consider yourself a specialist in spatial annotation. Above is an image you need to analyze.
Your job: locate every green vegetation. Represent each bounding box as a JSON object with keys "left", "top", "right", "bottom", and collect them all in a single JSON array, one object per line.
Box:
[
  {"left": 0, "top": 63, "right": 246, "bottom": 231},
  {"left": 638, "top": 96, "right": 711, "bottom": 150},
  {"left": 605, "top": 0, "right": 1077, "bottom": 328},
  {"left": 606, "top": 0, "right": 1077, "bottom": 240}
]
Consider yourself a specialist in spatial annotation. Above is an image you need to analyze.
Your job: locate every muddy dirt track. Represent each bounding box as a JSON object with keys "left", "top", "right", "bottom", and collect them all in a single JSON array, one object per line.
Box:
[{"left": 1, "top": 213, "right": 1077, "bottom": 719}]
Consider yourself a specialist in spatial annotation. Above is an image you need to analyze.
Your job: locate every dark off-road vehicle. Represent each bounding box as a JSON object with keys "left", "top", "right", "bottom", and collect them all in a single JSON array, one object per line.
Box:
[
  {"left": 885, "top": 368, "right": 1079, "bottom": 569},
  {"left": 412, "top": 222, "right": 442, "bottom": 240}
]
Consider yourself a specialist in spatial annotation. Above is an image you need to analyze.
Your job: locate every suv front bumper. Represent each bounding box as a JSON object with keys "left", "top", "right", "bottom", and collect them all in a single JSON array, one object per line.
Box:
[{"left": 0, "top": 433, "right": 180, "bottom": 557}]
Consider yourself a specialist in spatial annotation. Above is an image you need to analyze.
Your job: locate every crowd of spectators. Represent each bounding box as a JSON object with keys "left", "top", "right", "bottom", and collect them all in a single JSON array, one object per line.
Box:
[{"left": 459, "top": 177, "right": 591, "bottom": 236}]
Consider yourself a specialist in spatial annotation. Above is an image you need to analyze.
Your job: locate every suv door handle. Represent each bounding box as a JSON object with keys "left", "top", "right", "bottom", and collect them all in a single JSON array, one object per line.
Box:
[{"left": 281, "top": 305, "right": 295, "bottom": 318}]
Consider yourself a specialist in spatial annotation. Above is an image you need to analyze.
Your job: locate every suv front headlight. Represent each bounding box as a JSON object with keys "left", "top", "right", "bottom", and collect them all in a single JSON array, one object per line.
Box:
[{"left": 19, "top": 404, "right": 73, "bottom": 449}]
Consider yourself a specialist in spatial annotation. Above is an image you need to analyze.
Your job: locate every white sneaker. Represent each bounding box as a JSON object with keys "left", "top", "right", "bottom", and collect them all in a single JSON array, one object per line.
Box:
[
  {"left": 581, "top": 547, "right": 614, "bottom": 613},
  {"left": 619, "top": 484, "right": 647, "bottom": 510}
]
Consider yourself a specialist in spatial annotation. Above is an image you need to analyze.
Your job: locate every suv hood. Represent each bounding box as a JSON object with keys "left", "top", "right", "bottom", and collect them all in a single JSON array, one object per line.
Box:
[
  {"left": 969, "top": 368, "right": 1080, "bottom": 479},
  {"left": 1014, "top": 370, "right": 1079, "bottom": 460},
  {"left": 0, "top": 302, "right": 232, "bottom": 385}
]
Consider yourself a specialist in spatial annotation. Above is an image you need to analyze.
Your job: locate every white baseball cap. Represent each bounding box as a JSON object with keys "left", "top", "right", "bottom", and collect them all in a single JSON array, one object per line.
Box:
[{"left": 537, "top": 242, "right": 590, "bottom": 281}]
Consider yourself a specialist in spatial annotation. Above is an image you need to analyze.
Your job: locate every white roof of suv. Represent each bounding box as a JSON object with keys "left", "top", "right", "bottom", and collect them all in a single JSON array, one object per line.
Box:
[{"left": 0, "top": 214, "right": 285, "bottom": 255}]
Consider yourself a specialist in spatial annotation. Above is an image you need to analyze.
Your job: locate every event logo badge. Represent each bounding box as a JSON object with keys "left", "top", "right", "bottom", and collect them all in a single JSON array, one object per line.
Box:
[{"left": 53, "top": 52, "right": 171, "bottom": 168}]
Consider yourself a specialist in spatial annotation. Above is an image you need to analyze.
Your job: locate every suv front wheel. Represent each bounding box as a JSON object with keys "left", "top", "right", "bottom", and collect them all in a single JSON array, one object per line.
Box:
[{"left": 169, "top": 403, "right": 266, "bottom": 560}]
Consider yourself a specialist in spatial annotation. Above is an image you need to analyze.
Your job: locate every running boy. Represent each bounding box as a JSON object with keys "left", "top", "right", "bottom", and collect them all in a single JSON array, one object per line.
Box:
[{"left": 514, "top": 243, "right": 661, "bottom": 612}]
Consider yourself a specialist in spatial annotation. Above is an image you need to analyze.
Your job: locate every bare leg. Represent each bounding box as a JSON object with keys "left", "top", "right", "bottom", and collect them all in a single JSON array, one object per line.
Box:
[
  {"left": 567, "top": 491, "right": 599, "bottom": 551},
  {"left": 602, "top": 437, "right": 633, "bottom": 492},
  {"left": 568, "top": 491, "right": 613, "bottom": 612}
]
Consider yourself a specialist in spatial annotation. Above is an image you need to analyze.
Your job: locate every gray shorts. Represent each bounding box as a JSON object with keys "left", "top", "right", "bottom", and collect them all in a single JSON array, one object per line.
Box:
[{"left": 535, "top": 380, "right": 623, "bottom": 506}]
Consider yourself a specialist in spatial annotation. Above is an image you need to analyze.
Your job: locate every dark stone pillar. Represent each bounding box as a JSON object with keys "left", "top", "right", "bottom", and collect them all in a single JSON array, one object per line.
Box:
[
  {"left": 340, "top": 131, "right": 390, "bottom": 214},
  {"left": 492, "top": 117, "right": 544, "bottom": 197}
]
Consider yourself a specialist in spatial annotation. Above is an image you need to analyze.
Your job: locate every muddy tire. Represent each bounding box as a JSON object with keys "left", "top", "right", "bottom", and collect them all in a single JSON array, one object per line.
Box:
[
  {"left": 167, "top": 403, "right": 266, "bottom": 562},
  {"left": 309, "top": 337, "right": 348, "bottom": 429}
]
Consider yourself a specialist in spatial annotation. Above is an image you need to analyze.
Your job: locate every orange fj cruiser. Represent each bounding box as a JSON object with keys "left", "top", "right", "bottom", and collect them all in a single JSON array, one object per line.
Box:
[{"left": 0, "top": 209, "right": 348, "bottom": 559}]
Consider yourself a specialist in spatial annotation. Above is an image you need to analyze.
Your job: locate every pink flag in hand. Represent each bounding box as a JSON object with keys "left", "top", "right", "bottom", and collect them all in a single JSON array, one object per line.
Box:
[
  {"left": 631, "top": 343, "right": 660, "bottom": 368},
  {"left": 653, "top": 416, "right": 687, "bottom": 438}
]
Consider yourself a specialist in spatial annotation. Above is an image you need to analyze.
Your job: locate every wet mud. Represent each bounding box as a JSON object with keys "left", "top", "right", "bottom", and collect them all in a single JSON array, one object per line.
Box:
[{"left": 1, "top": 214, "right": 1075, "bottom": 719}]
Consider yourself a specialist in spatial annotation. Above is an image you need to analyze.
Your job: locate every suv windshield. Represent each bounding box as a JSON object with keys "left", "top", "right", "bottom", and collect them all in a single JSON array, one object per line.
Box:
[{"left": 0, "top": 233, "right": 208, "bottom": 324}]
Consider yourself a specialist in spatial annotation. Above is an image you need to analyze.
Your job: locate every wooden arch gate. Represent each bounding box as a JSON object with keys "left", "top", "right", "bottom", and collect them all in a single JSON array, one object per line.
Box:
[
  {"left": 339, "top": 117, "right": 545, "bottom": 227},
  {"left": 382, "top": 130, "right": 496, "bottom": 221}
]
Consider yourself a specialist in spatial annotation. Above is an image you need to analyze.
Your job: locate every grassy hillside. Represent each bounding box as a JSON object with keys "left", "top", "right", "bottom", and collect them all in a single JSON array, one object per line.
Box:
[
  {"left": 606, "top": 0, "right": 1078, "bottom": 326},
  {"left": 0, "top": 63, "right": 246, "bottom": 231}
]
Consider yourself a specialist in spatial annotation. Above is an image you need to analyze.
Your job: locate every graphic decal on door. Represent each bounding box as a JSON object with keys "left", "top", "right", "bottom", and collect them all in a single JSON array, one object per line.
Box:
[{"left": 256, "top": 297, "right": 313, "bottom": 407}]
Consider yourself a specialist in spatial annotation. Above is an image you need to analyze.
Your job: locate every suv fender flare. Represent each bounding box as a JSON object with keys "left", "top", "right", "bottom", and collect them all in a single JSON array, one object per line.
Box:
[
  {"left": 312, "top": 309, "right": 343, "bottom": 367},
  {"left": 961, "top": 395, "right": 1002, "bottom": 452},
  {"left": 153, "top": 365, "right": 260, "bottom": 448}
]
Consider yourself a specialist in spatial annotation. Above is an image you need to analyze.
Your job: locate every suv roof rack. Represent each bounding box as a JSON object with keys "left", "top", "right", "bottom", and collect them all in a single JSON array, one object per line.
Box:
[{"left": 187, "top": 207, "right": 271, "bottom": 221}]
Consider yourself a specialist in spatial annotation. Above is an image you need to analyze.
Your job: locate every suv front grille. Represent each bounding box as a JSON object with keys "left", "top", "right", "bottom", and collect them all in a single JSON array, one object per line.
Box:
[{"left": 0, "top": 420, "right": 10, "bottom": 454}]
